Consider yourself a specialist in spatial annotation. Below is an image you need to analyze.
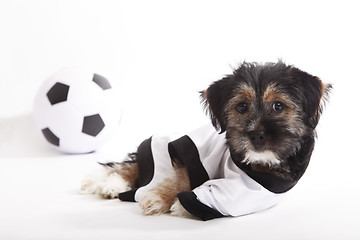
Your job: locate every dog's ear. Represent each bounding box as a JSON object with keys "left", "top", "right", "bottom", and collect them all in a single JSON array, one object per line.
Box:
[
  {"left": 201, "top": 76, "right": 237, "bottom": 133},
  {"left": 288, "top": 67, "right": 332, "bottom": 129}
]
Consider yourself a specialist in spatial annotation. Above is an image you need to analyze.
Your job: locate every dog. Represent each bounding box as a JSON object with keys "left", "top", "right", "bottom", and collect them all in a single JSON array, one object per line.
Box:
[{"left": 81, "top": 61, "right": 331, "bottom": 220}]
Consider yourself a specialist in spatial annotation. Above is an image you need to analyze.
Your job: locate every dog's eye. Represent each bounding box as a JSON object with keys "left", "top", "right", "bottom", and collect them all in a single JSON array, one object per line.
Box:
[
  {"left": 236, "top": 102, "right": 248, "bottom": 114},
  {"left": 272, "top": 102, "right": 284, "bottom": 112}
]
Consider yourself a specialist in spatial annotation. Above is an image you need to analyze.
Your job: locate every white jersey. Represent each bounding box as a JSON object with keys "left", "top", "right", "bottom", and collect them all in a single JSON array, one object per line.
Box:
[{"left": 118, "top": 123, "right": 313, "bottom": 220}]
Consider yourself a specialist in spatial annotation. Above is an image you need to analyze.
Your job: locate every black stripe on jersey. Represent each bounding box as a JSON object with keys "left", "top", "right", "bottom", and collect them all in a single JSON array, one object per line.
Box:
[
  {"left": 177, "top": 191, "right": 223, "bottom": 221},
  {"left": 119, "top": 137, "right": 154, "bottom": 202},
  {"left": 168, "top": 135, "right": 210, "bottom": 189}
]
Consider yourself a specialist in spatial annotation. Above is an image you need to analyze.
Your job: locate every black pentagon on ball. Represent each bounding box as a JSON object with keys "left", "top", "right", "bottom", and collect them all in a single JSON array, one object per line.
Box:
[
  {"left": 92, "top": 73, "right": 111, "bottom": 90},
  {"left": 82, "top": 114, "right": 105, "bottom": 137},
  {"left": 47, "top": 82, "right": 70, "bottom": 105},
  {"left": 42, "top": 128, "right": 60, "bottom": 146}
]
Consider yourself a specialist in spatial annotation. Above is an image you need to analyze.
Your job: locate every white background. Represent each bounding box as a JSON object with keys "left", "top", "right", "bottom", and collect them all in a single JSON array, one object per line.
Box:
[{"left": 0, "top": 0, "right": 359, "bottom": 239}]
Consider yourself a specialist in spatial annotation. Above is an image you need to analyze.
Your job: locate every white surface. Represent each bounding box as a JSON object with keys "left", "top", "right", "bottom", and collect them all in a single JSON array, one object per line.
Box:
[{"left": 0, "top": 0, "right": 359, "bottom": 239}]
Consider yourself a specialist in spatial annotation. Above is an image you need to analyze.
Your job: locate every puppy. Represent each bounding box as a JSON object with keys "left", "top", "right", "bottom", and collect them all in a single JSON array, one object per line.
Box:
[{"left": 81, "top": 61, "right": 331, "bottom": 220}]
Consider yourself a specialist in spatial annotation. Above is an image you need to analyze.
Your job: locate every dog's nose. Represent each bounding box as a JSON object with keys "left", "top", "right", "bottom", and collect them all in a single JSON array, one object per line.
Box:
[{"left": 248, "top": 131, "right": 267, "bottom": 146}]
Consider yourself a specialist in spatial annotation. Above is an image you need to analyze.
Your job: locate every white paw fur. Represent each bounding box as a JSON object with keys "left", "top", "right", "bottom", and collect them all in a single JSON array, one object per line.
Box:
[
  {"left": 80, "top": 168, "right": 130, "bottom": 199},
  {"left": 170, "top": 198, "right": 194, "bottom": 218}
]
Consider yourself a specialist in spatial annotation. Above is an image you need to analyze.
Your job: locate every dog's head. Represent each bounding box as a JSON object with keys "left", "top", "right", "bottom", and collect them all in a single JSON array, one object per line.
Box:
[{"left": 201, "top": 61, "right": 331, "bottom": 168}]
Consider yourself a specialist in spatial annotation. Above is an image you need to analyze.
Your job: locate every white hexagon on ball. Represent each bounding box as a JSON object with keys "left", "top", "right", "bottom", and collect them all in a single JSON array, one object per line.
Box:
[{"left": 33, "top": 67, "right": 121, "bottom": 154}]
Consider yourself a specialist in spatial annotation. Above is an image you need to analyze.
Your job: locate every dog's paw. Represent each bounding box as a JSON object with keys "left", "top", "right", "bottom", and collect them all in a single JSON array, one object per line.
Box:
[
  {"left": 80, "top": 168, "right": 108, "bottom": 195},
  {"left": 80, "top": 169, "right": 130, "bottom": 199},
  {"left": 139, "top": 191, "right": 171, "bottom": 215},
  {"left": 170, "top": 198, "right": 194, "bottom": 218},
  {"left": 99, "top": 173, "right": 130, "bottom": 199}
]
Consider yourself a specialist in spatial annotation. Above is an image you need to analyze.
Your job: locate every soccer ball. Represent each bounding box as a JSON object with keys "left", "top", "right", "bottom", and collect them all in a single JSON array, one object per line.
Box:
[{"left": 33, "top": 68, "right": 121, "bottom": 154}]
